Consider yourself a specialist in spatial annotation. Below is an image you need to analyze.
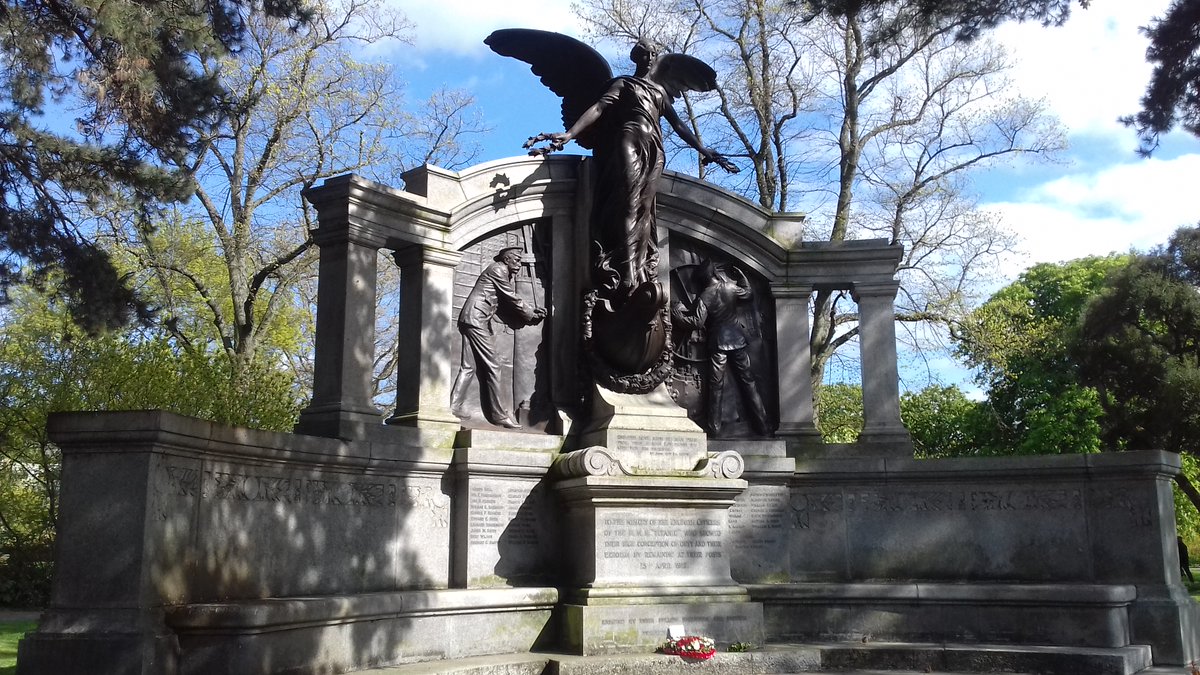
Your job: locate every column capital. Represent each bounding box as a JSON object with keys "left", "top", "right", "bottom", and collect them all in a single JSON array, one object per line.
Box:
[
  {"left": 392, "top": 244, "right": 462, "bottom": 270},
  {"left": 851, "top": 279, "right": 900, "bottom": 302},
  {"left": 769, "top": 282, "right": 814, "bottom": 299},
  {"left": 309, "top": 219, "right": 388, "bottom": 249}
]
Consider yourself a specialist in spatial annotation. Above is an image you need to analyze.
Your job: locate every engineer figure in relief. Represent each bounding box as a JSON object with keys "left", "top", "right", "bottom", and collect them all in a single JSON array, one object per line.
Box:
[
  {"left": 450, "top": 247, "right": 546, "bottom": 429},
  {"left": 672, "top": 261, "right": 770, "bottom": 437}
]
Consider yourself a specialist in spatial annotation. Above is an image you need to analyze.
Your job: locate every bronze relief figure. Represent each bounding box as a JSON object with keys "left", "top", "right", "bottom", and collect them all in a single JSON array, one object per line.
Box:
[{"left": 486, "top": 29, "right": 738, "bottom": 392}]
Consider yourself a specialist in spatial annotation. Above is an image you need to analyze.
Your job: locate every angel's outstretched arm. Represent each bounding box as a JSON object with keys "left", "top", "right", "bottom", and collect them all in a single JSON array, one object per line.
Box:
[
  {"left": 528, "top": 81, "right": 616, "bottom": 155},
  {"left": 555, "top": 99, "right": 606, "bottom": 145},
  {"left": 663, "top": 105, "right": 739, "bottom": 173}
]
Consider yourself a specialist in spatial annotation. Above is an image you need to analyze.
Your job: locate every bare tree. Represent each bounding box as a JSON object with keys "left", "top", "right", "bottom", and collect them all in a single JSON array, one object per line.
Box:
[
  {"left": 103, "top": 0, "right": 485, "bottom": 389},
  {"left": 574, "top": 0, "right": 1064, "bottom": 401}
]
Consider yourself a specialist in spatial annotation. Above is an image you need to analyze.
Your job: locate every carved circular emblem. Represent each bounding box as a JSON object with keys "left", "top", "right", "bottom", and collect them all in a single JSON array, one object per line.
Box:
[{"left": 581, "top": 289, "right": 674, "bottom": 394}]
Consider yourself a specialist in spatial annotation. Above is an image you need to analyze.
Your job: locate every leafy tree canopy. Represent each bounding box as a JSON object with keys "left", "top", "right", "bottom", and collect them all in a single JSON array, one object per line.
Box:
[
  {"left": 953, "top": 255, "right": 1127, "bottom": 455},
  {"left": 0, "top": 275, "right": 304, "bottom": 603},
  {"left": 817, "top": 382, "right": 994, "bottom": 457},
  {"left": 0, "top": 0, "right": 311, "bottom": 331},
  {"left": 1075, "top": 225, "right": 1200, "bottom": 452}
]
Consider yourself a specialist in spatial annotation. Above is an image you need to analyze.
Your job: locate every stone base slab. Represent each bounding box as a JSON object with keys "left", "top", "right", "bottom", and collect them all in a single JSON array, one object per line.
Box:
[
  {"left": 578, "top": 384, "right": 707, "bottom": 472},
  {"left": 336, "top": 642, "right": 1156, "bottom": 675},
  {"left": 17, "top": 626, "right": 180, "bottom": 675},
  {"left": 561, "top": 600, "right": 764, "bottom": 655},
  {"left": 752, "top": 582, "right": 1137, "bottom": 650},
  {"left": 172, "top": 588, "right": 557, "bottom": 675},
  {"left": 19, "top": 589, "right": 559, "bottom": 675}
]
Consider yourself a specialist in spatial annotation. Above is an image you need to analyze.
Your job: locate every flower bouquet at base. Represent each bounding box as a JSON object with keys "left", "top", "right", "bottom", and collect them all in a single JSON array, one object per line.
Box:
[{"left": 661, "top": 635, "right": 717, "bottom": 661}]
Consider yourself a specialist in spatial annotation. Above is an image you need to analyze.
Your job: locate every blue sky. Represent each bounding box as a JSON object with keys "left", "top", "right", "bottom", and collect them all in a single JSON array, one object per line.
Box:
[{"left": 383, "top": 0, "right": 1200, "bottom": 390}]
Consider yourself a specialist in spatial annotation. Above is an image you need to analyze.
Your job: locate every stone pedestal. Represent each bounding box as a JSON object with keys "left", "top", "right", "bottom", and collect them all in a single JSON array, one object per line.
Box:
[
  {"left": 578, "top": 383, "right": 707, "bottom": 472},
  {"left": 552, "top": 447, "right": 763, "bottom": 654},
  {"left": 451, "top": 430, "right": 561, "bottom": 588}
]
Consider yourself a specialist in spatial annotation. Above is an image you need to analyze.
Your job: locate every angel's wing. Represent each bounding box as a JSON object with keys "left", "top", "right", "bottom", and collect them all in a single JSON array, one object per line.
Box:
[
  {"left": 654, "top": 53, "right": 718, "bottom": 99},
  {"left": 485, "top": 29, "right": 613, "bottom": 150}
]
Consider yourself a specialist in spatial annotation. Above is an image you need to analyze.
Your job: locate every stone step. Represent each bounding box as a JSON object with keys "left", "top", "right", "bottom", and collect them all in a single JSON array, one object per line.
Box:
[
  {"left": 360, "top": 642, "right": 1156, "bottom": 675},
  {"left": 810, "top": 641, "right": 1153, "bottom": 675}
]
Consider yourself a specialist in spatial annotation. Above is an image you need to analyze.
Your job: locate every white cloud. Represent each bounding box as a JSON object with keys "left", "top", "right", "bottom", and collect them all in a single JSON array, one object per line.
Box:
[
  {"left": 388, "top": 0, "right": 583, "bottom": 55},
  {"left": 992, "top": 1, "right": 1169, "bottom": 139},
  {"left": 984, "top": 153, "right": 1200, "bottom": 275}
]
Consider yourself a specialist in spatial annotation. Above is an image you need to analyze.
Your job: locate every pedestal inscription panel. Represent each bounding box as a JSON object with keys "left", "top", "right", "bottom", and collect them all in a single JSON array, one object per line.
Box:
[
  {"left": 601, "top": 430, "right": 707, "bottom": 472},
  {"left": 594, "top": 509, "right": 727, "bottom": 584}
]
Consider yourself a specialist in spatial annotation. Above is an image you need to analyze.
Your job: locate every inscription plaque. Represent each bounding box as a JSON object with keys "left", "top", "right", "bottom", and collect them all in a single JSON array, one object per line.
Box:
[
  {"left": 462, "top": 477, "right": 547, "bottom": 586},
  {"left": 604, "top": 430, "right": 706, "bottom": 472},
  {"left": 728, "top": 486, "right": 788, "bottom": 581},
  {"left": 161, "top": 464, "right": 399, "bottom": 508},
  {"left": 592, "top": 510, "right": 731, "bottom": 584}
]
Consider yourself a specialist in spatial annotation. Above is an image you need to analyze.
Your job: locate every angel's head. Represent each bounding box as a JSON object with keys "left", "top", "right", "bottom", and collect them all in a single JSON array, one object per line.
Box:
[{"left": 630, "top": 37, "right": 663, "bottom": 75}]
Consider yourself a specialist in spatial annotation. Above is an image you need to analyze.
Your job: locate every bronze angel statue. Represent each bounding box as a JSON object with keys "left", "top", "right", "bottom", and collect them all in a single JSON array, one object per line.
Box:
[{"left": 486, "top": 29, "right": 738, "bottom": 391}]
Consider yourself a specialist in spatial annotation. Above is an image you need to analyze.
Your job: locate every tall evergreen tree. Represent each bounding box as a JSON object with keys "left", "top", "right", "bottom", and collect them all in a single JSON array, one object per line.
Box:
[{"left": 0, "top": 0, "right": 310, "bottom": 330}]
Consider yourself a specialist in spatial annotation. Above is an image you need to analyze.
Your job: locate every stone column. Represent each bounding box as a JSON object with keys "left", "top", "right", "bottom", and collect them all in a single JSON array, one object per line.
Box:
[
  {"left": 770, "top": 284, "right": 823, "bottom": 457},
  {"left": 852, "top": 280, "right": 912, "bottom": 453},
  {"left": 387, "top": 244, "right": 462, "bottom": 431},
  {"left": 295, "top": 227, "right": 384, "bottom": 440}
]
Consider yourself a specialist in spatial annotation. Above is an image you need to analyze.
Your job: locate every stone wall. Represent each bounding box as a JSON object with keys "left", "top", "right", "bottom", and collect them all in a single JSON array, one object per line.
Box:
[
  {"left": 16, "top": 411, "right": 558, "bottom": 675},
  {"left": 727, "top": 449, "right": 1200, "bottom": 664}
]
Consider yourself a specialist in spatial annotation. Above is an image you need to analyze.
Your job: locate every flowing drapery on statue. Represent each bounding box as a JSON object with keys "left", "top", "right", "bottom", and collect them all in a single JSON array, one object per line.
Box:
[{"left": 485, "top": 29, "right": 738, "bottom": 392}]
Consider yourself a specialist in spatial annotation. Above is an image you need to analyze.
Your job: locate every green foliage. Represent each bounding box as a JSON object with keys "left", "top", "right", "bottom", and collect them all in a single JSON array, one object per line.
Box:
[
  {"left": 1076, "top": 226, "right": 1200, "bottom": 452},
  {"left": 816, "top": 383, "right": 863, "bottom": 443},
  {"left": 0, "top": 620, "right": 36, "bottom": 671},
  {"left": 1177, "top": 454, "right": 1200, "bottom": 549},
  {"left": 820, "top": 383, "right": 999, "bottom": 458},
  {"left": 954, "top": 255, "right": 1127, "bottom": 455},
  {"left": 0, "top": 282, "right": 302, "bottom": 605},
  {"left": 1120, "top": 0, "right": 1200, "bottom": 153},
  {"left": 900, "top": 385, "right": 995, "bottom": 458}
]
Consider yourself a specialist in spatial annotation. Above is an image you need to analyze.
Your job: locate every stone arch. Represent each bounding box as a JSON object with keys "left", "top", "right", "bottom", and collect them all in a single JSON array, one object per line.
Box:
[{"left": 298, "top": 156, "right": 907, "bottom": 454}]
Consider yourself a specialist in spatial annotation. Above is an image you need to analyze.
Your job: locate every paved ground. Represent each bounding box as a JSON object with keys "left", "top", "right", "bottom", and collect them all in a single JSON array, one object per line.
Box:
[{"left": 0, "top": 610, "right": 39, "bottom": 622}]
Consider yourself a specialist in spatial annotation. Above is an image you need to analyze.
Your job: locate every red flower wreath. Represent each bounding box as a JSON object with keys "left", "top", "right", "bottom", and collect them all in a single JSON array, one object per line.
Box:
[{"left": 662, "top": 635, "right": 717, "bottom": 660}]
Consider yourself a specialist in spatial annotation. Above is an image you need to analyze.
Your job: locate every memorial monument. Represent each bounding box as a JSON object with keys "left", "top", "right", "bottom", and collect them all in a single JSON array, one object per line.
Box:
[{"left": 15, "top": 29, "right": 1199, "bottom": 675}]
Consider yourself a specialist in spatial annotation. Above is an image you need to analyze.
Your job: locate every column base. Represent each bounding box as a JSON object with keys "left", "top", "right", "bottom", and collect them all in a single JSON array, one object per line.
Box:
[
  {"left": 294, "top": 402, "right": 382, "bottom": 440},
  {"left": 857, "top": 426, "right": 914, "bottom": 457},
  {"left": 1129, "top": 584, "right": 1200, "bottom": 665},
  {"left": 776, "top": 424, "right": 827, "bottom": 459},
  {"left": 18, "top": 610, "right": 179, "bottom": 675},
  {"left": 385, "top": 408, "right": 461, "bottom": 433}
]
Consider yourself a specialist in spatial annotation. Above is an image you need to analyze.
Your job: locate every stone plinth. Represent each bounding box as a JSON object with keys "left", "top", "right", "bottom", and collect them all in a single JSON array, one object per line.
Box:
[
  {"left": 17, "top": 410, "right": 457, "bottom": 675},
  {"left": 779, "top": 450, "right": 1199, "bottom": 665},
  {"left": 577, "top": 384, "right": 707, "bottom": 472},
  {"left": 714, "top": 440, "right": 795, "bottom": 584},
  {"left": 452, "top": 431, "right": 561, "bottom": 588},
  {"left": 552, "top": 450, "right": 763, "bottom": 655}
]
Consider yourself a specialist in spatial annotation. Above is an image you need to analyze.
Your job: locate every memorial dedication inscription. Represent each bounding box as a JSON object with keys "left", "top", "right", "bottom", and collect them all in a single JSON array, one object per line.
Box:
[{"left": 595, "top": 511, "right": 725, "bottom": 581}]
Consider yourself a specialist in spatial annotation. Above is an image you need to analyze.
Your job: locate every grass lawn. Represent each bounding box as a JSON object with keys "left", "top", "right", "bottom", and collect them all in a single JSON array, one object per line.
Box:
[
  {"left": 0, "top": 620, "right": 34, "bottom": 675},
  {"left": 1186, "top": 569, "right": 1200, "bottom": 601}
]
